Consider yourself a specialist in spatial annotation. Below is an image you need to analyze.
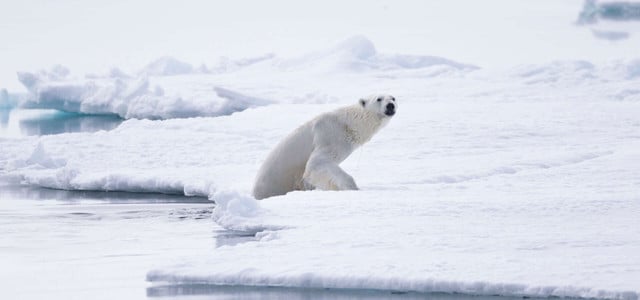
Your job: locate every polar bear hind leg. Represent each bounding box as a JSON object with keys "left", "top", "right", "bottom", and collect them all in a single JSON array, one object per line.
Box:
[{"left": 303, "top": 149, "right": 358, "bottom": 191}]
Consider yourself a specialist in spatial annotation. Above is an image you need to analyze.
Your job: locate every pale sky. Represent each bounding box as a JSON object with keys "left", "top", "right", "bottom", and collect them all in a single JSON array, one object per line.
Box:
[{"left": 2, "top": 0, "right": 638, "bottom": 92}]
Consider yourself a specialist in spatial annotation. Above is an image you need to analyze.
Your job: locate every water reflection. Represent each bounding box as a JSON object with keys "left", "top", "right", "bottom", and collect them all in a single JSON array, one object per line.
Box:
[
  {"left": 0, "top": 184, "right": 211, "bottom": 204},
  {"left": 0, "top": 108, "right": 122, "bottom": 137},
  {"left": 214, "top": 229, "right": 258, "bottom": 247},
  {"left": 147, "top": 285, "right": 540, "bottom": 300}
]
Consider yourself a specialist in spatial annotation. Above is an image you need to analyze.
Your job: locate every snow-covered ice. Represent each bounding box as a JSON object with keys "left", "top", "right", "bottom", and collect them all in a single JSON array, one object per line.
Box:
[
  {"left": 12, "top": 36, "right": 476, "bottom": 120},
  {"left": 149, "top": 99, "right": 637, "bottom": 299},
  {"left": 15, "top": 65, "right": 273, "bottom": 119},
  {"left": 2, "top": 1, "right": 640, "bottom": 298},
  {"left": 2, "top": 65, "right": 639, "bottom": 298},
  {"left": 12, "top": 37, "right": 640, "bottom": 121}
]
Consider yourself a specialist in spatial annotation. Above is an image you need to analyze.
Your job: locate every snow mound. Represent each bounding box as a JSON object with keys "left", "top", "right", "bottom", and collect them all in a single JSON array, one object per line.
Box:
[
  {"left": 277, "top": 36, "right": 477, "bottom": 73},
  {"left": 16, "top": 67, "right": 272, "bottom": 119},
  {"left": 210, "top": 190, "right": 283, "bottom": 233}
]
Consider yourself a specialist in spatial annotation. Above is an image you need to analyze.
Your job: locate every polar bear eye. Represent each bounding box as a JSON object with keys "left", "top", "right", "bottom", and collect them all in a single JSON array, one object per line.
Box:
[{"left": 376, "top": 97, "right": 382, "bottom": 102}]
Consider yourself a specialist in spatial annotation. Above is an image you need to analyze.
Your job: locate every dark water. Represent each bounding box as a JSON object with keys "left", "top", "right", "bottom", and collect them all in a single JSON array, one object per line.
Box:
[
  {"left": 0, "top": 183, "right": 210, "bottom": 204},
  {"left": 0, "top": 108, "right": 122, "bottom": 137}
]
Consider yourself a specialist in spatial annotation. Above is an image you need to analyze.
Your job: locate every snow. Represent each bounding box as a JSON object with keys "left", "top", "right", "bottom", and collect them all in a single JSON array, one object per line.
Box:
[
  {"left": 12, "top": 34, "right": 640, "bottom": 120},
  {"left": 276, "top": 35, "right": 477, "bottom": 73},
  {"left": 2, "top": 1, "right": 640, "bottom": 298},
  {"left": 211, "top": 190, "right": 284, "bottom": 233},
  {"left": 141, "top": 99, "right": 638, "bottom": 299},
  {"left": 12, "top": 36, "right": 474, "bottom": 120},
  {"left": 2, "top": 71, "right": 640, "bottom": 298}
]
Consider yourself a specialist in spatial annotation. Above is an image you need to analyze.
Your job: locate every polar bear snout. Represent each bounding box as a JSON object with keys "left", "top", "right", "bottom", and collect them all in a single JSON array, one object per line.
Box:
[{"left": 384, "top": 102, "right": 396, "bottom": 116}]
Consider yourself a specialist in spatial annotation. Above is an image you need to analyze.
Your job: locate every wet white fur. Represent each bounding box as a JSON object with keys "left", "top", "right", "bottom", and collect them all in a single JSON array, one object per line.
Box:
[{"left": 252, "top": 94, "right": 396, "bottom": 199}]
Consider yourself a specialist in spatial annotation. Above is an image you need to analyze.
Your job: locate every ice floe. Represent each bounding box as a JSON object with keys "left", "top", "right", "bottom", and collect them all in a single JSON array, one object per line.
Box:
[
  {"left": 2, "top": 32, "right": 640, "bottom": 299},
  {"left": 2, "top": 98, "right": 639, "bottom": 298}
]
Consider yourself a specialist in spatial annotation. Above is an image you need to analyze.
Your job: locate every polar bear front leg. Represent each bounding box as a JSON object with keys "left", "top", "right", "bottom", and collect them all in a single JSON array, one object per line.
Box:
[{"left": 303, "top": 149, "right": 358, "bottom": 191}]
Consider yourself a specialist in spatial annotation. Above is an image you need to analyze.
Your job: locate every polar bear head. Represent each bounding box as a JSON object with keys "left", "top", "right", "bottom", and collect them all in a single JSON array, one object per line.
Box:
[{"left": 359, "top": 94, "right": 397, "bottom": 117}]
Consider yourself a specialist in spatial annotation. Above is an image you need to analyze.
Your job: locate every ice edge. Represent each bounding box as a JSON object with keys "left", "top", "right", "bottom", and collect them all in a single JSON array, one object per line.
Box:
[{"left": 145, "top": 271, "right": 638, "bottom": 300}]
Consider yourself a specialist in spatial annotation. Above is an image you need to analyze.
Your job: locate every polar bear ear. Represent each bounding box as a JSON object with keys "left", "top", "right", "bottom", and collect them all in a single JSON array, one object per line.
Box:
[{"left": 359, "top": 98, "right": 366, "bottom": 107}]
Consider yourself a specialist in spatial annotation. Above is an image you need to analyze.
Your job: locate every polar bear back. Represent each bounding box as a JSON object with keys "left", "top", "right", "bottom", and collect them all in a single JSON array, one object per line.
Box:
[
  {"left": 252, "top": 102, "right": 390, "bottom": 200},
  {"left": 252, "top": 122, "right": 315, "bottom": 199}
]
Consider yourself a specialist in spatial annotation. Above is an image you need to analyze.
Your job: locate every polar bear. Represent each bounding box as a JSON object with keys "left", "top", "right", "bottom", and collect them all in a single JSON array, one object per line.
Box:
[{"left": 252, "top": 94, "right": 397, "bottom": 199}]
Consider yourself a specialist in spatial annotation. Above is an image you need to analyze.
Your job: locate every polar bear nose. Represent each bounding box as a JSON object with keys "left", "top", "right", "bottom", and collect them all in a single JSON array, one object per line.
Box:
[{"left": 385, "top": 103, "right": 396, "bottom": 116}]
